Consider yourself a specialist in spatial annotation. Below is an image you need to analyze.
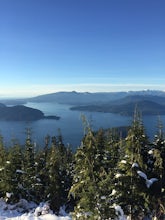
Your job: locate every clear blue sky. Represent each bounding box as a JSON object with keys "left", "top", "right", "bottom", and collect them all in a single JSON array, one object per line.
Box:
[{"left": 0, "top": 0, "right": 165, "bottom": 97}]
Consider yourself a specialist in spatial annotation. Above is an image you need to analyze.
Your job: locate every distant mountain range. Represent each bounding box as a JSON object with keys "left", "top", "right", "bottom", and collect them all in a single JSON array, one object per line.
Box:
[
  {"left": 26, "top": 90, "right": 165, "bottom": 105},
  {"left": 29, "top": 90, "right": 165, "bottom": 116},
  {"left": 1, "top": 90, "right": 165, "bottom": 105},
  {"left": 27, "top": 90, "right": 165, "bottom": 116},
  {"left": 1, "top": 90, "right": 165, "bottom": 117},
  {"left": 28, "top": 91, "right": 127, "bottom": 104}
]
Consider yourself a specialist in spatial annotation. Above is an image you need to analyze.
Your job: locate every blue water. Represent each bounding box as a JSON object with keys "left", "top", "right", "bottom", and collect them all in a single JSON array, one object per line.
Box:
[{"left": 0, "top": 102, "right": 164, "bottom": 150}]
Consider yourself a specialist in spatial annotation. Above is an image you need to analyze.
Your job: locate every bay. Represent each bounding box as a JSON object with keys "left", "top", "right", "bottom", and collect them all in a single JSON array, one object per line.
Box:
[{"left": 0, "top": 102, "right": 164, "bottom": 150}]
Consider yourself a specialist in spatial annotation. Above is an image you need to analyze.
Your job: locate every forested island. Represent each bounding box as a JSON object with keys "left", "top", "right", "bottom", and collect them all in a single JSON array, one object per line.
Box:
[
  {"left": 70, "top": 99, "right": 165, "bottom": 116},
  {"left": 0, "top": 104, "right": 60, "bottom": 121}
]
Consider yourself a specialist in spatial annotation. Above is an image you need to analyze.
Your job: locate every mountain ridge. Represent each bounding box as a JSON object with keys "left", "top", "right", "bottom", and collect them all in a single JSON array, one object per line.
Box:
[
  {"left": 1, "top": 90, "right": 165, "bottom": 116},
  {"left": 27, "top": 90, "right": 165, "bottom": 105},
  {"left": 1, "top": 90, "right": 165, "bottom": 105},
  {"left": 71, "top": 100, "right": 165, "bottom": 116}
]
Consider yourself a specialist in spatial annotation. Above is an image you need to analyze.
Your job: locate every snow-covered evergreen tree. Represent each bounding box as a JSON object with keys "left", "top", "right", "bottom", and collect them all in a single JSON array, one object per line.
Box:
[
  {"left": 5, "top": 140, "right": 23, "bottom": 202},
  {"left": 0, "top": 134, "right": 7, "bottom": 198},
  {"left": 114, "top": 111, "right": 151, "bottom": 218},
  {"left": 70, "top": 128, "right": 117, "bottom": 219},
  {"left": 34, "top": 135, "right": 51, "bottom": 202},
  {"left": 22, "top": 129, "right": 40, "bottom": 202},
  {"left": 149, "top": 118, "right": 165, "bottom": 218},
  {"left": 46, "top": 135, "right": 73, "bottom": 213}
]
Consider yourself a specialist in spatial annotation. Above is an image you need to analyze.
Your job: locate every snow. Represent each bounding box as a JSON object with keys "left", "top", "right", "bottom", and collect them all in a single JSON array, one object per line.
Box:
[
  {"left": 5, "top": 214, "right": 71, "bottom": 220},
  {"left": 120, "top": 160, "right": 127, "bottom": 164},
  {"left": 115, "top": 173, "right": 122, "bottom": 178},
  {"left": 132, "top": 162, "right": 139, "bottom": 168},
  {"left": 0, "top": 198, "right": 134, "bottom": 220},
  {"left": 0, "top": 199, "right": 71, "bottom": 220},
  {"left": 137, "top": 170, "right": 147, "bottom": 179},
  {"left": 145, "top": 178, "right": 158, "bottom": 188},
  {"left": 0, "top": 198, "right": 153, "bottom": 220},
  {"left": 137, "top": 171, "right": 158, "bottom": 188},
  {"left": 6, "top": 193, "right": 13, "bottom": 199},
  {"left": 110, "top": 189, "right": 117, "bottom": 196},
  {"left": 113, "top": 204, "right": 126, "bottom": 220},
  {"left": 100, "top": 196, "right": 106, "bottom": 200},
  {"left": 148, "top": 150, "right": 153, "bottom": 155},
  {"left": 16, "top": 170, "right": 26, "bottom": 174}
]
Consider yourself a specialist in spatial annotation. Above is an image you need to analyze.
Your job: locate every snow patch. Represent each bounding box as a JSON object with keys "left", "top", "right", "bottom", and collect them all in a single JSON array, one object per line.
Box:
[
  {"left": 113, "top": 204, "right": 126, "bottom": 220},
  {"left": 6, "top": 193, "right": 13, "bottom": 199},
  {"left": 148, "top": 150, "right": 153, "bottom": 155},
  {"left": 0, "top": 199, "right": 71, "bottom": 220},
  {"left": 132, "top": 162, "right": 139, "bottom": 168},
  {"left": 16, "top": 169, "right": 26, "bottom": 174},
  {"left": 115, "top": 173, "right": 122, "bottom": 178},
  {"left": 100, "top": 196, "right": 106, "bottom": 200},
  {"left": 137, "top": 171, "right": 158, "bottom": 188},
  {"left": 120, "top": 160, "right": 127, "bottom": 164},
  {"left": 110, "top": 189, "right": 117, "bottom": 196}
]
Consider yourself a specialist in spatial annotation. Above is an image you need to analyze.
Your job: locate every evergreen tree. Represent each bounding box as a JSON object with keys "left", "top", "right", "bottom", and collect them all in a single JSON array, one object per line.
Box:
[
  {"left": 22, "top": 128, "right": 40, "bottom": 201},
  {"left": 70, "top": 128, "right": 117, "bottom": 219},
  {"left": 96, "top": 128, "right": 121, "bottom": 219},
  {"left": 5, "top": 140, "right": 23, "bottom": 202},
  {"left": 1, "top": 112, "right": 165, "bottom": 218},
  {"left": 114, "top": 111, "right": 150, "bottom": 218},
  {"left": 0, "top": 134, "right": 7, "bottom": 197},
  {"left": 46, "top": 135, "right": 73, "bottom": 213},
  {"left": 34, "top": 135, "right": 51, "bottom": 202},
  {"left": 149, "top": 118, "right": 165, "bottom": 218}
]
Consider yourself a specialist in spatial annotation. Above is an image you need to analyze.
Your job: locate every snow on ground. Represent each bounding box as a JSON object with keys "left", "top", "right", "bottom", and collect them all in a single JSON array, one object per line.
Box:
[
  {"left": 3, "top": 214, "right": 71, "bottom": 220},
  {"left": 0, "top": 199, "right": 71, "bottom": 220},
  {"left": 0, "top": 198, "right": 131, "bottom": 220}
]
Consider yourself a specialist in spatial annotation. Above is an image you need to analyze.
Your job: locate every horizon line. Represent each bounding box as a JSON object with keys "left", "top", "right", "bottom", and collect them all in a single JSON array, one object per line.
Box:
[{"left": 0, "top": 89, "right": 165, "bottom": 99}]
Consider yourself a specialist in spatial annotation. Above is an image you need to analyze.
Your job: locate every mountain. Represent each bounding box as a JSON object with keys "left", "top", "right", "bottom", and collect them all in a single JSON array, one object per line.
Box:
[
  {"left": 28, "top": 91, "right": 128, "bottom": 105},
  {"left": 70, "top": 99, "right": 165, "bottom": 116},
  {"left": 1, "top": 90, "right": 165, "bottom": 117},
  {"left": 0, "top": 99, "right": 27, "bottom": 105},
  {"left": 0, "top": 104, "right": 60, "bottom": 121},
  {"left": 0, "top": 103, "right": 6, "bottom": 107},
  {"left": 27, "top": 90, "right": 165, "bottom": 105},
  {"left": 1, "top": 90, "right": 165, "bottom": 106},
  {"left": 109, "top": 95, "right": 165, "bottom": 106}
]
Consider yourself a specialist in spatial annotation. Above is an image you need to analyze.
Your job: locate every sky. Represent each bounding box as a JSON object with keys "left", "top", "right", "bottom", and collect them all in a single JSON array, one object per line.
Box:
[{"left": 0, "top": 0, "right": 165, "bottom": 98}]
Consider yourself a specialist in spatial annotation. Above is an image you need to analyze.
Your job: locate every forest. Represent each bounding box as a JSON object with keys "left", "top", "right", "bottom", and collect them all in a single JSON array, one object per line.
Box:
[{"left": 0, "top": 112, "right": 165, "bottom": 220}]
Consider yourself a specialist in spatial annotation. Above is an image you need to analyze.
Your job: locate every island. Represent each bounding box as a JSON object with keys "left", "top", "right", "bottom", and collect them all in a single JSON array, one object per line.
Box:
[
  {"left": 70, "top": 100, "right": 165, "bottom": 116},
  {"left": 0, "top": 104, "right": 60, "bottom": 121}
]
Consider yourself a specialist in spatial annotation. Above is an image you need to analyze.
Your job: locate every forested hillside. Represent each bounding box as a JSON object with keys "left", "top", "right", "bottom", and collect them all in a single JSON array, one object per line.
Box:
[
  {"left": 27, "top": 90, "right": 165, "bottom": 105},
  {"left": 0, "top": 113, "right": 165, "bottom": 219},
  {"left": 0, "top": 104, "right": 60, "bottom": 121}
]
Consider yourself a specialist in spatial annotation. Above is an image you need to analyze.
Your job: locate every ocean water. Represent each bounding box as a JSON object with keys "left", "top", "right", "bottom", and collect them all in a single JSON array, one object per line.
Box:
[{"left": 0, "top": 102, "right": 164, "bottom": 150}]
